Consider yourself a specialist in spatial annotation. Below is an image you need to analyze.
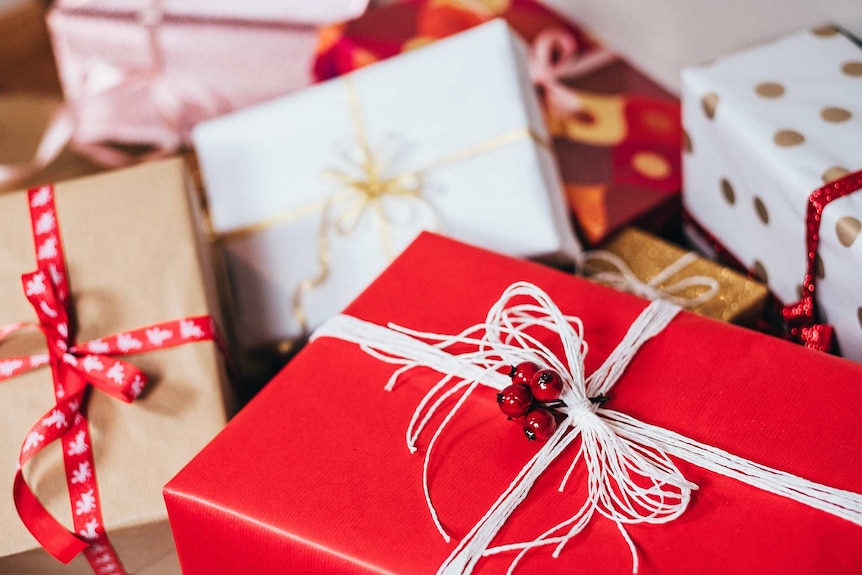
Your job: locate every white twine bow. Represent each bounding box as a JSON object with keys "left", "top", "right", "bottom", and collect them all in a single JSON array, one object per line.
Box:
[
  {"left": 580, "top": 250, "right": 720, "bottom": 308},
  {"left": 312, "top": 281, "right": 862, "bottom": 574}
]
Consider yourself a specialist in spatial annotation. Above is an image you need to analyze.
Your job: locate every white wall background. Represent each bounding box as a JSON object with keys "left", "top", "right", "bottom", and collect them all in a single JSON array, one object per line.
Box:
[{"left": 541, "top": 0, "right": 862, "bottom": 93}]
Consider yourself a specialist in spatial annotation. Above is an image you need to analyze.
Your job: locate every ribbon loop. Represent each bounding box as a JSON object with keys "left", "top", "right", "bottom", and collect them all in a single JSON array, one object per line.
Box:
[{"left": 528, "top": 28, "right": 617, "bottom": 119}]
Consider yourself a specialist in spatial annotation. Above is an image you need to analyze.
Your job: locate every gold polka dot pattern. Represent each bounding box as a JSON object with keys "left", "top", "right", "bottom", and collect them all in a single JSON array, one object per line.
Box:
[
  {"left": 752, "top": 260, "right": 769, "bottom": 284},
  {"left": 755, "top": 82, "right": 785, "bottom": 98},
  {"left": 842, "top": 62, "right": 862, "bottom": 76},
  {"left": 702, "top": 93, "right": 719, "bottom": 119},
  {"left": 812, "top": 25, "right": 839, "bottom": 36},
  {"left": 837, "top": 216, "right": 861, "bottom": 247},
  {"left": 753, "top": 196, "right": 769, "bottom": 224},
  {"left": 720, "top": 178, "right": 735, "bottom": 205},
  {"left": 821, "top": 107, "right": 852, "bottom": 122},
  {"left": 823, "top": 166, "right": 850, "bottom": 183},
  {"left": 774, "top": 130, "right": 805, "bottom": 146}
]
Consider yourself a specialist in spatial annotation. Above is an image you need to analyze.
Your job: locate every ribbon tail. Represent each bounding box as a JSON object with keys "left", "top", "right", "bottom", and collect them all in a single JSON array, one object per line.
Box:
[
  {"left": 604, "top": 410, "right": 862, "bottom": 526},
  {"left": 799, "top": 324, "right": 834, "bottom": 353},
  {"left": 13, "top": 473, "right": 88, "bottom": 563}
]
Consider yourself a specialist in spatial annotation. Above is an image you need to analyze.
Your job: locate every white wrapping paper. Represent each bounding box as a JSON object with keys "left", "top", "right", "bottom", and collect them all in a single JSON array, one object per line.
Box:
[
  {"left": 682, "top": 26, "right": 862, "bottom": 361},
  {"left": 194, "top": 20, "right": 580, "bottom": 351}
]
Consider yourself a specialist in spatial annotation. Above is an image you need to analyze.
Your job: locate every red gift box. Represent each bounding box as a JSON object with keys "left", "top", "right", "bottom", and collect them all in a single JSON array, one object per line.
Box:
[{"left": 164, "top": 233, "right": 862, "bottom": 574}]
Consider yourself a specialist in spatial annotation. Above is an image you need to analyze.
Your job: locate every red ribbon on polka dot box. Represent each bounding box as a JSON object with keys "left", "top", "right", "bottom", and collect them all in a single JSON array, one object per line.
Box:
[
  {"left": 681, "top": 25, "right": 862, "bottom": 362},
  {"left": 0, "top": 159, "right": 232, "bottom": 574}
]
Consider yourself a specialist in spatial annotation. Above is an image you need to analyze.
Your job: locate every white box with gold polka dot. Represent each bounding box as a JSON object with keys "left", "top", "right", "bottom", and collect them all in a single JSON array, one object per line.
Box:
[{"left": 681, "top": 26, "right": 862, "bottom": 361}]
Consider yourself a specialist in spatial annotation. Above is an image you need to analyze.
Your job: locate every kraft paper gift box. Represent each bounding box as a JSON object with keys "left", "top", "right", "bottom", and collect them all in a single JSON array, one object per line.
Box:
[
  {"left": 46, "top": 0, "right": 369, "bottom": 150},
  {"left": 682, "top": 27, "right": 862, "bottom": 361},
  {"left": 312, "top": 0, "right": 683, "bottom": 246},
  {"left": 582, "top": 227, "right": 769, "bottom": 324},
  {"left": 164, "top": 233, "right": 862, "bottom": 575},
  {"left": 193, "top": 20, "right": 580, "bottom": 354},
  {"left": 0, "top": 159, "right": 234, "bottom": 574}
]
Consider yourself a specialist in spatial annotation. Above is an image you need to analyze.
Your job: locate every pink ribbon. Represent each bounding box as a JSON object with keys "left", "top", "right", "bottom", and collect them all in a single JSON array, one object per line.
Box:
[
  {"left": 527, "top": 28, "right": 617, "bottom": 119},
  {"left": 0, "top": 4, "right": 228, "bottom": 188}
]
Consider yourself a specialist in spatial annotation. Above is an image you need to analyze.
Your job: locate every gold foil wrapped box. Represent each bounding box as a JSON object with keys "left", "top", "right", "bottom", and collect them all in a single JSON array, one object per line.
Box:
[{"left": 583, "top": 227, "right": 768, "bottom": 324}]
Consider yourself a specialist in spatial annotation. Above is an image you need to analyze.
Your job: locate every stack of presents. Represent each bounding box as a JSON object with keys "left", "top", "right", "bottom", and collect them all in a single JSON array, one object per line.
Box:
[{"left": 1, "top": 0, "right": 862, "bottom": 573}]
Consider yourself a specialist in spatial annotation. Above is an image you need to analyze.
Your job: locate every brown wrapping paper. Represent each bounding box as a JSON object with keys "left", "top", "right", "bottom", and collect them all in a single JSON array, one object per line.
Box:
[
  {"left": 0, "top": 158, "right": 233, "bottom": 574},
  {"left": 583, "top": 227, "right": 768, "bottom": 324}
]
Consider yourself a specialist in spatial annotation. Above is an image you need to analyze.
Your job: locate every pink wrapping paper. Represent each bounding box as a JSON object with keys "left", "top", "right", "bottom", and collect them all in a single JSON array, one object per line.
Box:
[{"left": 47, "top": 0, "right": 369, "bottom": 148}]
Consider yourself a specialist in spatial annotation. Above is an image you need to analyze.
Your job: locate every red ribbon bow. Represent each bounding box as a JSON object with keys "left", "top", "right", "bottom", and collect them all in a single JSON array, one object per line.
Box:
[
  {"left": 1, "top": 185, "right": 219, "bottom": 574},
  {"left": 781, "top": 170, "right": 862, "bottom": 353}
]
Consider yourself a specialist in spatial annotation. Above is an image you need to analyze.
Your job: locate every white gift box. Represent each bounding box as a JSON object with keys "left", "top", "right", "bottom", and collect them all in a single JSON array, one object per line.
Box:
[
  {"left": 194, "top": 19, "right": 580, "bottom": 352},
  {"left": 682, "top": 27, "right": 862, "bottom": 361}
]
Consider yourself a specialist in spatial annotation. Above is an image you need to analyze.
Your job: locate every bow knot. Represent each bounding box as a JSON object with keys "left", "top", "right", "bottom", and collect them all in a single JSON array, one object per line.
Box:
[
  {"left": 21, "top": 265, "right": 147, "bottom": 405},
  {"left": 527, "top": 28, "right": 617, "bottom": 119}
]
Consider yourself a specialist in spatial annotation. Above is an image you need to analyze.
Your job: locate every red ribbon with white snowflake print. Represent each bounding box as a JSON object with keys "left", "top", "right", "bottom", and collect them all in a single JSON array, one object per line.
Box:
[{"left": 0, "top": 184, "right": 220, "bottom": 574}]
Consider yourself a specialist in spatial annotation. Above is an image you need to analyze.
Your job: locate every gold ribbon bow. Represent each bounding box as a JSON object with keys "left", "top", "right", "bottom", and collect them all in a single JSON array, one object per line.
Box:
[{"left": 217, "top": 75, "right": 551, "bottom": 341}]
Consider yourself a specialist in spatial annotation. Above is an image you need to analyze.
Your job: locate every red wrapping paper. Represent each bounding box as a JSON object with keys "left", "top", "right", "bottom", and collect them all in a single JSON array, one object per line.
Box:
[{"left": 164, "top": 233, "right": 862, "bottom": 574}]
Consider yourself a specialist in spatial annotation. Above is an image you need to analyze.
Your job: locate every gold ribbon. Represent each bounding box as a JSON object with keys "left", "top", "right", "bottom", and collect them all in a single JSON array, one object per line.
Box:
[{"left": 215, "top": 75, "right": 551, "bottom": 339}]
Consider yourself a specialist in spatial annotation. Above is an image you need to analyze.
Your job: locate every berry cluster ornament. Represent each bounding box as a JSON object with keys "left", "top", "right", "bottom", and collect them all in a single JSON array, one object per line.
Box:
[{"left": 496, "top": 361, "right": 566, "bottom": 441}]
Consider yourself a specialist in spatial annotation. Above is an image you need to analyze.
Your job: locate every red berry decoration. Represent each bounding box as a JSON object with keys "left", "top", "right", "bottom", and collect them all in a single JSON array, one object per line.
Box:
[
  {"left": 530, "top": 369, "right": 564, "bottom": 402},
  {"left": 497, "top": 384, "right": 533, "bottom": 418},
  {"left": 523, "top": 408, "right": 556, "bottom": 441},
  {"left": 509, "top": 361, "right": 540, "bottom": 386}
]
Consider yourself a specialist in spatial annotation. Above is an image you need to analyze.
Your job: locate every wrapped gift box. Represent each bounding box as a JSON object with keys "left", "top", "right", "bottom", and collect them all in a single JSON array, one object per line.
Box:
[
  {"left": 46, "top": 0, "right": 369, "bottom": 150},
  {"left": 582, "top": 227, "right": 768, "bottom": 324},
  {"left": 165, "top": 232, "right": 862, "bottom": 575},
  {"left": 194, "top": 20, "right": 580, "bottom": 353},
  {"left": 551, "top": 60, "right": 681, "bottom": 245},
  {"left": 682, "top": 27, "right": 862, "bottom": 360},
  {"left": 312, "top": 0, "right": 682, "bottom": 246},
  {"left": 0, "top": 159, "right": 234, "bottom": 574}
]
